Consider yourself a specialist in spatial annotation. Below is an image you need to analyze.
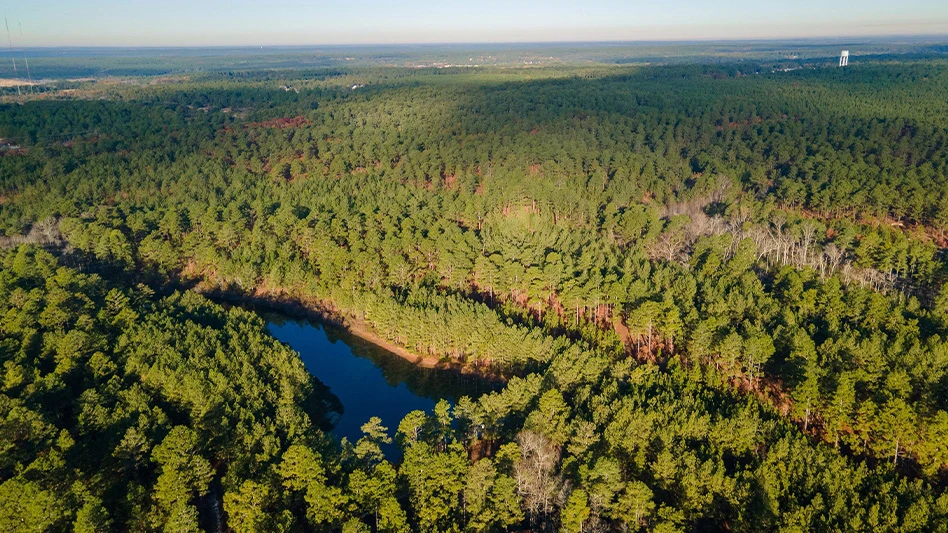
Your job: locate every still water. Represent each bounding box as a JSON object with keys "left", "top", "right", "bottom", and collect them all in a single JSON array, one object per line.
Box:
[{"left": 266, "top": 315, "right": 497, "bottom": 454}]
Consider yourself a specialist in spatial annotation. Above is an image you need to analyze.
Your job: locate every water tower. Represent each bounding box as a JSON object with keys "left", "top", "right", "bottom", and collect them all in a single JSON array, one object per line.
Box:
[{"left": 839, "top": 50, "right": 849, "bottom": 67}]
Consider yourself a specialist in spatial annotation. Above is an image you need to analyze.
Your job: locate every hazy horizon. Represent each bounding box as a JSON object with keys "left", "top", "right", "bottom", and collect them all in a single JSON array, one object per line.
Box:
[
  {"left": 10, "top": 34, "right": 948, "bottom": 51},
  {"left": 6, "top": 0, "right": 948, "bottom": 47}
]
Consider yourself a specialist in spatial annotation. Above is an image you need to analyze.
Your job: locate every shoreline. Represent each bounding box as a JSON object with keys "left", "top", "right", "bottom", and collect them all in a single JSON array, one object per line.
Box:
[
  {"left": 339, "top": 316, "right": 443, "bottom": 369},
  {"left": 189, "top": 282, "right": 504, "bottom": 380}
]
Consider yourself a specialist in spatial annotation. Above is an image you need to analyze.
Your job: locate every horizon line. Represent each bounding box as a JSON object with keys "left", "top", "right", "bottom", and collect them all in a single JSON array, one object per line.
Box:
[{"left": 13, "top": 33, "right": 948, "bottom": 51}]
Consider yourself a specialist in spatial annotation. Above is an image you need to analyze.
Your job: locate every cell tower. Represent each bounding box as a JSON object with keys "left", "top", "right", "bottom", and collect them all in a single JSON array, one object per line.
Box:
[
  {"left": 4, "top": 18, "right": 20, "bottom": 96},
  {"left": 23, "top": 56, "right": 33, "bottom": 94},
  {"left": 839, "top": 50, "right": 849, "bottom": 67},
  {"left": 19, "top": 23, "right": 33, "bottom": 94}
]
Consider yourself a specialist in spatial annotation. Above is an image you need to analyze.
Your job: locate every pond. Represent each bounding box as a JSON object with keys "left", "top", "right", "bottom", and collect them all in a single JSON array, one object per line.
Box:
[{"left": 266, "top": 314, "right": 499, "bottom": 455}]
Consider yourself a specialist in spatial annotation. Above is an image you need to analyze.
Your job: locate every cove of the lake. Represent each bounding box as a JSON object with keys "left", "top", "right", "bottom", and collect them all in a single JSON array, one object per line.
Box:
[{"left": 265, "top": 314, "right": 499, "bottom": 456}]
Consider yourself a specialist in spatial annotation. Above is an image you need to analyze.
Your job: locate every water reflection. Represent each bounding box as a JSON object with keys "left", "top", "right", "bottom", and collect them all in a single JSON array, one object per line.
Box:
[{"left": 265, "top": 314, "right": 499, "bottom": 454}]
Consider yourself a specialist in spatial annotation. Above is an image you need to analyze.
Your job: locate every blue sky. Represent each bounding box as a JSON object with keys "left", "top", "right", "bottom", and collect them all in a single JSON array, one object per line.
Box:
[{"left": 7, "top": 0, "right": 948, "bottom": 47}]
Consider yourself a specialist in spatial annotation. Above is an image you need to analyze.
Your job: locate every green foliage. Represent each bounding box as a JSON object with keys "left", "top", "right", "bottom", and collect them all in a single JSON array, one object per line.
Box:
[
  {"left": 0, "top": 247, "right": 331, "bottom": 532},
  {"left": 560, "top": 489, "right": 590, "bottom": 533},
  {"left": 0, "top": 478, "right": 65, "bottom": 533},
  {"left": 401, "top": 442, "right": 469, "bottom": 533},
  {"left": 464, "top": 459, "right": 523, "bottom": 532},
  {"left": 6, "top": 62, "right": 946, "bottom": 473},
  {"left": 3, "top": 58, "right": 948, "bottom": 532}
]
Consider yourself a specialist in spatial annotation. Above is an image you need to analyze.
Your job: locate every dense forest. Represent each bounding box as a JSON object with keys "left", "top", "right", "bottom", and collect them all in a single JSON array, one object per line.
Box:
[{"left": 3, "top": 58, "right": 948, "bottom": 531}]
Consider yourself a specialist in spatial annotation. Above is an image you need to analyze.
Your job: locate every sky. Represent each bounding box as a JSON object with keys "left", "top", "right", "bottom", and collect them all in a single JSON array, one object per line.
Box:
[{"left": 5, "top": 0, "right": 948, "bottom": 47}]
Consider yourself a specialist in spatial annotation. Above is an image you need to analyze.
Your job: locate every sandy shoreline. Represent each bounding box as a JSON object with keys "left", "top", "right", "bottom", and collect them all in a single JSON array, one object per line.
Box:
[
  {"left": 191, "top": 283, "right": 496, "bottom": 376},
  {"left": 339, "top": 317, "right": 443, "bottom": 368}
]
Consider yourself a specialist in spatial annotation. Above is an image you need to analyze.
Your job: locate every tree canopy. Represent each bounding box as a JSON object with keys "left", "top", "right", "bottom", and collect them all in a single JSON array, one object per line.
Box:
[{"left": 2, "top": 58, "right": 948, "bottom": 531}]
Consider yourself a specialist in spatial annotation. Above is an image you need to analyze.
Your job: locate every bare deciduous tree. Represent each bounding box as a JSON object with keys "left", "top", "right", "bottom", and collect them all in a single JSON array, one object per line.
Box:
[{"left": 515, "top": 430, "right": 562, "bottom": 528}]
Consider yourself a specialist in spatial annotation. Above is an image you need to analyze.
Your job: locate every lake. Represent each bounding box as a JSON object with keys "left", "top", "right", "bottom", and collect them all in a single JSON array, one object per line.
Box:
[{"left": 266, "top": 315, "right": 498, "bottom": 455}]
